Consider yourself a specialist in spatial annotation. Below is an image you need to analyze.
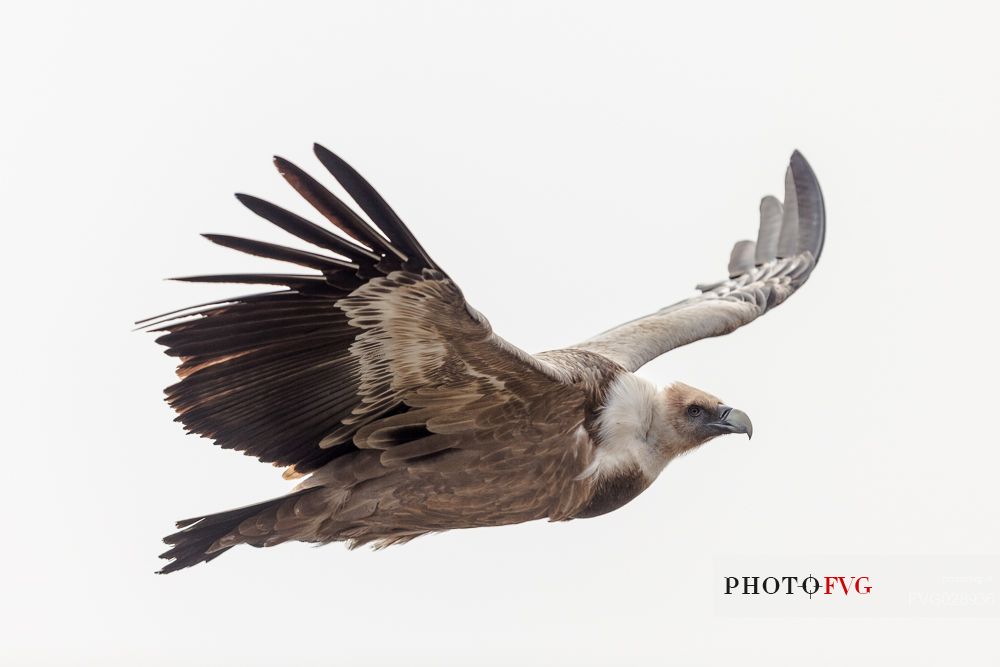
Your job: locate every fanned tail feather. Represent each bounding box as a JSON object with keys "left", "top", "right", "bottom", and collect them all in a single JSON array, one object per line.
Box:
[{"left": 158, "top": 488, "right": 322, "bottom": 574}]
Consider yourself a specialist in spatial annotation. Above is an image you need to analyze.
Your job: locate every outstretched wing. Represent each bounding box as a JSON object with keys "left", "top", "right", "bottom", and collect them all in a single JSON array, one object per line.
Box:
[
  {"left": 141, "top": 145, "right": 580, "bottom": 476},
  {"left": 574, "top": 151, "right": 825, "bottom": 372}
]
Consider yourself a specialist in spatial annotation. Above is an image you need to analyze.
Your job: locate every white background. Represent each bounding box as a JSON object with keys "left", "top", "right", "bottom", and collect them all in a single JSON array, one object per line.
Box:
[{"left": 2, "top": 1, "right": 999, "bottom": 664}]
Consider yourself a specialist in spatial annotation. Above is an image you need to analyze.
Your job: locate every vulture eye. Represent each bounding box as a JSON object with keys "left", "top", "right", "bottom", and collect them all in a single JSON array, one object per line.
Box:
[{"left": 686, "top": 405, "right": 703, "bottom": 418}]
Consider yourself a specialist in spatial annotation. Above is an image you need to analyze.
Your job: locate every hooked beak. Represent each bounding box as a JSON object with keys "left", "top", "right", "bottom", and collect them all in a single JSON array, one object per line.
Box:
[{"left": 712, "top": 405, "right": 753, "bottom": 439}]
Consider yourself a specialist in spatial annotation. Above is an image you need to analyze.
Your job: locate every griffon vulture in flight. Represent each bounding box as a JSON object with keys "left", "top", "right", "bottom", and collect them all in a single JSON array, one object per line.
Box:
[{"left": 144, "top": 146, "right": 824, "bottom": 573}]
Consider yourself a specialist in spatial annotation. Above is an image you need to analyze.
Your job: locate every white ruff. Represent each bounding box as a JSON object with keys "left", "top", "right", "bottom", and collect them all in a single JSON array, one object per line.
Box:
[{"left": 577, "top": 374, "right": 670, "bottom": 482}]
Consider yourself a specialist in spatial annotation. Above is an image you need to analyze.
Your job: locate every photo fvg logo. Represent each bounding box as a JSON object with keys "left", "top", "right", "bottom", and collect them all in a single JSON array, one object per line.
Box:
[{"left": 724, "top": 575, "right": 872, "bottom": 599}]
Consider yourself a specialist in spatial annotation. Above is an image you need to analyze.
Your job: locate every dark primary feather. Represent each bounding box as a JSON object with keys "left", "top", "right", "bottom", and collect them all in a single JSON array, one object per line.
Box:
[
  {"left": 312, "top": 143, "right": 440, "bottom": 272},
  {"left": 274, "top": 156, "right": 408, "bottom": 264},
  {"left": 202, "top": 234, "right": 358, "bottom": 272},
  {"left": 234, "top": 193, "right": 381, "bottom": 264},
  {"left": 170, "top": 273, "right": 331, "bottom": 288}
]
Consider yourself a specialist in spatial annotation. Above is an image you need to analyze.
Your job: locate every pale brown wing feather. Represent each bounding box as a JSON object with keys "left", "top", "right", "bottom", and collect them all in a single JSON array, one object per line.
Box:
[{"left": 574, "top": 150, "right": 825, "bottom": 371}]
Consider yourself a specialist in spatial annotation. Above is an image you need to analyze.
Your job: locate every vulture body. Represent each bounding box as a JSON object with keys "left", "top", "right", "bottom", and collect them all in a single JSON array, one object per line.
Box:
[{"left": 145, "top": 146, "right": 825, "bottom": 573}]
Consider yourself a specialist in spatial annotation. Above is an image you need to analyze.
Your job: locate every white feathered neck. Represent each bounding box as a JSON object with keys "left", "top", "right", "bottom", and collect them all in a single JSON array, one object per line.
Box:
[{"left": 581, "top": 374, "right": 674, "bottom": 482}]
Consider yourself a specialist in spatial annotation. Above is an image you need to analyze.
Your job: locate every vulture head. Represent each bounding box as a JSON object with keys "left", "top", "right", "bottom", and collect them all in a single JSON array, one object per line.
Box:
[{"left": 658, "top": 382, "right": 753, "bottom": 453}]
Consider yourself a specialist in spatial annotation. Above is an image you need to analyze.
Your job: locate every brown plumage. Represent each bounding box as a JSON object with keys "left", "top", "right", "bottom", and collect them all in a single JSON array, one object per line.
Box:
[{"left": 145, "top": 145, "right": 824, "bottom": 573}]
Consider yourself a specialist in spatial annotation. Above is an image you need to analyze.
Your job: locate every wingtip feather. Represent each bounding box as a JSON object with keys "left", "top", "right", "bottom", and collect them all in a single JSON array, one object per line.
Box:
[
  {"left": 728, "top": 240, "right": 756, "bottom": 277},
  {"left": 787, "top": 150, "right": 825, "bottom": 261},
  {"left": 311, "top": 143, "right": 439, "bottom": 271}
]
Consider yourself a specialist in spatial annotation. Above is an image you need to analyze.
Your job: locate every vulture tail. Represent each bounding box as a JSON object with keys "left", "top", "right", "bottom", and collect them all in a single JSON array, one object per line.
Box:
[{"left": 158, "top": 487, "right": 322, "bottom": 574}]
